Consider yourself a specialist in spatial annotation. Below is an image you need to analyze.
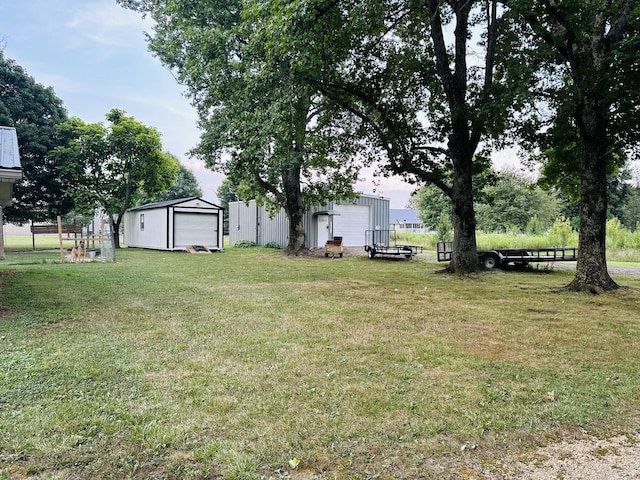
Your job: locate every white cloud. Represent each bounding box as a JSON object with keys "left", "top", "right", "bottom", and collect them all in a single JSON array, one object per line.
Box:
[{"left": 63, "top": 1, "right": 153, "bottom": 49}]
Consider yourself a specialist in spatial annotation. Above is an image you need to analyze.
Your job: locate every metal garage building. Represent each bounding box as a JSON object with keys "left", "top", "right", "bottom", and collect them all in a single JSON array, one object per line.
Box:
[
  {"left": 124, "top": 197, "right": 224, "bottom": 251},
  {"left": 229, "top": 194, "right": 389, "bottom": 248}
]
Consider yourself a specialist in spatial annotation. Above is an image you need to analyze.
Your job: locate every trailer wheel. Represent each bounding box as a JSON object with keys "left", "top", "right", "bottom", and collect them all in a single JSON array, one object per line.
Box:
[
  {"left": 481, "top": 253, "right": 499, "bottom": 269},
  {"left": 368, "top": 248, "right": 376, "bottom": 259}
]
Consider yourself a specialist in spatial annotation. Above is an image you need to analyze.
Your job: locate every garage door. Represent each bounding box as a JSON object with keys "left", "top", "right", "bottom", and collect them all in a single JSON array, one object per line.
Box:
[
  {"left": 333, "top": 205, "right": 370, "bottom": 246},
  {"left": 174, "top": 212, "right": 219, "bottom": 248}
]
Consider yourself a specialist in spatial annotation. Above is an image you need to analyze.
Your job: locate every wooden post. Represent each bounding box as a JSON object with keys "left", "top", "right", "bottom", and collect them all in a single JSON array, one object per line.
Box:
[{"left": 57, "top": 216, "right": 65, "bottom": 263}]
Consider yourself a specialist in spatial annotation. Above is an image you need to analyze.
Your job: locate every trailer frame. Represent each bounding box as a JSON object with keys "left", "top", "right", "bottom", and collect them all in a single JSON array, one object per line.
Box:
[
  {"left": 364, "top": 229, "right": 423, "bottom": 259},
  {"left": 436, "top": 241, "right": 578, "bottom": 269}
]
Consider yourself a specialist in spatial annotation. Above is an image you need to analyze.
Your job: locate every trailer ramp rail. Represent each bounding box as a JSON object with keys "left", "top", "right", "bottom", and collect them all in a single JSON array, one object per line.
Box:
[{"left": 436, "top": 242, "right": 578, "bottom": 269}]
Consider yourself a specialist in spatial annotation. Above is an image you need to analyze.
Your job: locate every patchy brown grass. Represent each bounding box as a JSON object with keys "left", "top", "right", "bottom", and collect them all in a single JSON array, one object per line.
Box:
[{"left": 0, "top": 248, "right": 639, "bottom": 479}]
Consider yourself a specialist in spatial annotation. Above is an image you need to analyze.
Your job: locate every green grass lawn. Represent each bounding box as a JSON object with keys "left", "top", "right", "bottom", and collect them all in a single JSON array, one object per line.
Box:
[{"left": 1, "top": 247, "right": 639, "bottom": 479}]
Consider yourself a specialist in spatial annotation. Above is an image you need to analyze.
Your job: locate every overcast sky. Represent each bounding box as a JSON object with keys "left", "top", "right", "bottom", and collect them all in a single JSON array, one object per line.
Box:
[{"left": 1, "top": 0, "right": 427, "bottom": 207}]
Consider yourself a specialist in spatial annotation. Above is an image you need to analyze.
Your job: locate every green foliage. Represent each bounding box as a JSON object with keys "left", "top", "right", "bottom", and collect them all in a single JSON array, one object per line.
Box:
[
  {"left": 0, "top": 50, "right": 70, "bottom": 223},
  {"left": 233, "top": 240, "right": 257, "bottom": 248},
  {"left": 435, "top": 217, "right": 453, "bottom": 243},
  {"left": 416, "top": 171, "right": 562, "bottom": 235},
  {"left": 412, "top": 184, "right": 452, "bottom": 230},
  {"left": 475, "top": 171, "right": 561, "bottom": 233},
  {"left": 264, "top": 242, "right": 280, "bottom": 249},
  {"left": 140, "top": 159, "right": 202, "bottom": 204},
  {"left": 620, "top": 186, "right": 640, "bottom": 231},
  {"left": 216, "top": 178, "right": 240, "bottom": 234},
  {"left": 606, "top": 217, "right": 640, "bottom": 250},
  {"left": 51, "top": 109, "right": 178, "bottom": 247},
  {"left": 548, "top": 217, "right": 576, "bottom": 247},
  {"left": 119, "top": 0, "right": 363, "bottom": 253}
]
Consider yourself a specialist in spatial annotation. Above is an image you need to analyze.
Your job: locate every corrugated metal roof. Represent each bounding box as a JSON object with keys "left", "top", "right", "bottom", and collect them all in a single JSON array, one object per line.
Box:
[
  {"left": 129, "top": 197, "right": 222, "bottom": 211},
  {"left": 0, "top": 126, "right": 22, "bottom": 169}
]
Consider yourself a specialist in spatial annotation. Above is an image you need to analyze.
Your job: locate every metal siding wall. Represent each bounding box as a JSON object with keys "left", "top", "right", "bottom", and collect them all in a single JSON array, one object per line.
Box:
[
  {"left": 304, "top": 208, "right": 317, "bottom": 249},
  {"left": 229, "top": 195, "right": 389, "bottom": 249},
  {"left": 333, "top": 194, "right": 389, "bottom": 231},
  {"left": 259, "top": 207, "right": 289, "bottom": 247},
  {"left": 228, "top": 201, "right": 258, "bottom": 245}
]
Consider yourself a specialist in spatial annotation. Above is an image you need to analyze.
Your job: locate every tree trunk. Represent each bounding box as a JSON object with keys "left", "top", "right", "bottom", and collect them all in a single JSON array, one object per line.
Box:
[
  {"left": 282, "top": 90, "right": 310, "bottom": 256},
  {"left": 446, "top": 131, "right": 479, "bottom": 273},
  {"left": 449, "top": 164, "right": 479, "bottom": 273},
  {"left": 429, "top": 0, "right": 480, "bottom": 274},
  {"left": 111, "top": 215, "right": 121, "bottom": 249},
  {"left": 282, "top": 166, "right": 306, "bottom": 255},
  {"left": 567, "top": 96, "right": 618, "bottom": 293}
]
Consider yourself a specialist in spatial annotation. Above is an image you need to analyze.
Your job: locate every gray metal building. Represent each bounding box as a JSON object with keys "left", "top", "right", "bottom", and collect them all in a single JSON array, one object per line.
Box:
[{"left": 228, "top": 194, "right": 390, "bottom": 248}]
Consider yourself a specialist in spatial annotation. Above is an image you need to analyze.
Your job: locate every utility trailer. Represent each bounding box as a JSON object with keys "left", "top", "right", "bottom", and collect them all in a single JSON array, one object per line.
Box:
[
  {"left": 436, "top": 241, "right": 578, "bottom": 269},
  {"left": 364, "top": 230, "right": 423, "bottom": 259}
]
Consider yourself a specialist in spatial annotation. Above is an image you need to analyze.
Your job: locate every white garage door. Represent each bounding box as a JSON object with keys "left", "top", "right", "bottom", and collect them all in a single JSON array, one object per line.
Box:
[
  {"left": 333, "top": 205, "right": 370, "bottom": 246},
  {"left": 174, "top": 212, "right": 219, "bottom": 247}
]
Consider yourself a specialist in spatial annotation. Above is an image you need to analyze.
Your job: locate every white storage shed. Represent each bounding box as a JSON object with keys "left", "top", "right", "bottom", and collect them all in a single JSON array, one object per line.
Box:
[
  {"left": 124, "top": 197, "right": 224, "bottom": 251},
  {"left": 229, "top": 194, "right": 389, "bottom": 248}
]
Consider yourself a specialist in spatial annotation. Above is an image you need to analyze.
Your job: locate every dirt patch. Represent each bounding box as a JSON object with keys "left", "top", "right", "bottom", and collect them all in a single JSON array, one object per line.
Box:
[{"left": 500, "top": 433, "right": 640, "bottom": 479}]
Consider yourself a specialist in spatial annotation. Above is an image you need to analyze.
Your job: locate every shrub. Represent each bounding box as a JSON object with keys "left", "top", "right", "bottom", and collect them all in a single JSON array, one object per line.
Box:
[
  {"left": 547, "top": 217, "right": 576, "bottom": 247},
  {"left": 234, "top": 240, "right": 257, "bottom": 248},
  {"left": 436, "top": 217, "right": 453, "bottom": 243}
]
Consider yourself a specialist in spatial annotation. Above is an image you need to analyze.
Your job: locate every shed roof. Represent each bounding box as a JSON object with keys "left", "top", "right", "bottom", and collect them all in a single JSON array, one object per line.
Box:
[
  {"left": 0, "top": 126, "right": 22, "bottom": 169},
  {"left": 130, "top": 197, "right": 223, "bottom": 211}
]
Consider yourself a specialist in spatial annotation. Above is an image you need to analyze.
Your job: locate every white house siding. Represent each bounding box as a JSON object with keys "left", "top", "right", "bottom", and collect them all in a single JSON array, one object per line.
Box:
[
  {"left": 124, "top": 197, "right": 224, "bottom": 251},
  {"left": 124, "top": 208, "right": 168, "bottom": 249}
]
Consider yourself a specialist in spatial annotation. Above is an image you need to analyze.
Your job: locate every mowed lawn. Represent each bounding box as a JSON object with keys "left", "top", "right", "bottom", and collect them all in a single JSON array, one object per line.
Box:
[{"left": 1, "top": 247, "right": 640, "bottom": 479}]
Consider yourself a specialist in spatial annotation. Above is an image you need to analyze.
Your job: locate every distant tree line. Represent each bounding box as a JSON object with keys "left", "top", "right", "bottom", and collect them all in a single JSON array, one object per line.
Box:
[{"left": 412, "top": 169, "right": 640, "bottom": 235}]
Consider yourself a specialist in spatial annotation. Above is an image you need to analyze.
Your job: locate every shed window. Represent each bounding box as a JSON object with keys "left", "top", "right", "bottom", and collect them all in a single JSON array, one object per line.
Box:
[{"left": 140, "top": 214, "right": 145, "bottom": 231}]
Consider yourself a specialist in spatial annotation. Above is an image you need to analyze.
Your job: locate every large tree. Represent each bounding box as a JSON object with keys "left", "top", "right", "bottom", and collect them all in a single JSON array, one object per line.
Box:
[
  {"left": 119, "top": 0, "right": 362, "bottom": 255},
  {"left": 0, "top": 50, "right": 71, "bottom": 223},
  {"left": 140, "top": 159, "right": 202, "bottom": 204},
  {"left": 52, "top": 109, "right": 179, "bottom": 247},
  {"left": 509, "top": 0, "right": 640, "bottom": 292},
  {"left": 282, "top": 0, "right": 530, "bottom": 273}
]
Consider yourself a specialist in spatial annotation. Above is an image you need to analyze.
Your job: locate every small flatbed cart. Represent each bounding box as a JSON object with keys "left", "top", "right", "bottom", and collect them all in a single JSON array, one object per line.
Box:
[
  {"left": 325, "top": 236, "right": 344, "bottom": 258},
  {"left": 437, "top": 241, "right": 578, "bottom": 269},
  {"left": 364, "top": 230, "right": 423, "bottom": 259}
]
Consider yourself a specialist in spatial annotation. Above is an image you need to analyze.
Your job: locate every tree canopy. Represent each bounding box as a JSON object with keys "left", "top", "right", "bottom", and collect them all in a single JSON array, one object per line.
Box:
[
  {"left": 0, "top": 49, "right": 70, "bottom": 224},
  {"left": 119, "top": 0, "right": 363, "bottom": 255},
  {"left": 140, "top": 159, "right": 202, "bottom": 204},
  {"left": 51, "top": 109, "right": 178, "bottom": 247},
  {"left": 508, "top": 0, "right": 640, "bottom": 292}
]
